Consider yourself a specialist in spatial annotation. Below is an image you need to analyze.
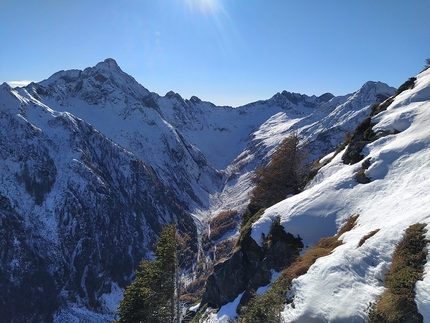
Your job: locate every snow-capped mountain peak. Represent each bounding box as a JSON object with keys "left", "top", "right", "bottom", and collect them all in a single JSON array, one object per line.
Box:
[
  {"left": 35, "top": 58, "right": 150, "bottom": 109},
  {"left": 94, "top": 57, "right": 121, "bottom": 70},
  {"left": 0, "top": 59, "right": 403, "bottom": 322}
]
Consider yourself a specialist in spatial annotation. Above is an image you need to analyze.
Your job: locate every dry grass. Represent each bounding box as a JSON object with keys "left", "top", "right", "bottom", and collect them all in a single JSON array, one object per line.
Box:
[
  {"left": 368, "top": 223, "right": 428, "bottom": 323},
  {"left": 370, "top": 97, "right": 395, "bottom": 117},
  {"left": 284, "top": 215, "right": 358, "bottom": 281},
  {"left": 358, "top": 229, "right": 380, "bottom": 247},
  {"left": 338, "top": 214, "right": 359, "bottom": 236},
  {"left": 237, "top": 215, "right": 359, "bottom": 322}
]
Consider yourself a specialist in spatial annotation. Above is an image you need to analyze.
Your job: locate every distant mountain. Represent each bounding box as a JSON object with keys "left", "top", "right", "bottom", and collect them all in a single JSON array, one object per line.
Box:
[{"left": 0, "top": 58, "right": 395, "bottom": 322}]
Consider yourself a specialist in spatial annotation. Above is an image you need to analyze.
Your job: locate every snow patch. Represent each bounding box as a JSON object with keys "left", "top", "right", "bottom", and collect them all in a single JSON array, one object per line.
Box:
[{"left": 204, "top": 292, "right": 244, "bottom": 323}]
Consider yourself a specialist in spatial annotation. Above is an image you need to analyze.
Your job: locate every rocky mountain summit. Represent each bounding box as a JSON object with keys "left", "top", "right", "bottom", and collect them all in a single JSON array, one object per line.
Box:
[{"left": 0, "top": 59, "right": 395, "bottom": 322}]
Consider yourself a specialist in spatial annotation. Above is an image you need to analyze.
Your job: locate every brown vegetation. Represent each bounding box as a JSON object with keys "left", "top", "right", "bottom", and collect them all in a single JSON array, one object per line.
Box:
[
  {"left": 370, "top": 97, "right": 395, "bottom": 117},
  {"left": 182, "top": 249, "right": 214, "bottom": 305},
  {"left": 209, "top": 210, "right": 240, "bottom": 241},
  {"left": 236, "top": 215, "right": 359, "bottom": 322},
  {"left": 247, "top": 132, "right": 310, "bottom": 217},
  {"left": 284, "top": 215, "right": 358, "bottom": 280},
  {"left": 368, "top": 223, "right": 428, "bottom": 323},
  {"left": 214, "top": 238, "right": 236, "bottom": 261},
  {"left": 358, "top": 229, "right": 380, "bottom": 247}
]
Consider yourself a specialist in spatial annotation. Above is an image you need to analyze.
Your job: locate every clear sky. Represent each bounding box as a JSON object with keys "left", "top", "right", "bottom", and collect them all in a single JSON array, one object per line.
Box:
[{"left": 1, "top": 0, "right": 429, "bottom": 107}]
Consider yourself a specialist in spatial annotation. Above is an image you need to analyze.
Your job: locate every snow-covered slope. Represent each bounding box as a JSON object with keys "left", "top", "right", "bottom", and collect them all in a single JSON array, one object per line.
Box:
[
  {"left": 193, "top": 81, "right": 394, "bottom": 220},
  {"left": 8, "top": 59, "right": 394, "bottom": 222},
  {"left": 0, "top": 81, "right": 200, "bottom": 322},
  {"left": 0, "top": 58, "right": 396, "bottom": 322},
  {"left": 240, "top": 67, "right": 430, "bottom": 322}
]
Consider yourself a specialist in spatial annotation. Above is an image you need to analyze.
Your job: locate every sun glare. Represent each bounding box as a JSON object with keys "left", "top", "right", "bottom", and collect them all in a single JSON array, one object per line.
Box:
[{"left": 184, "top": 0, "right": 222, "bottom": 15}]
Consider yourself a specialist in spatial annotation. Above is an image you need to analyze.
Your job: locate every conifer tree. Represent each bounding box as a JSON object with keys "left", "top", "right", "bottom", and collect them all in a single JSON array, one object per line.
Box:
[
  {"left": 248, "top": 132, "right": 310, "bottom": 216},
  {"left": 116, "top": 224, "right": 180, "bottom": 323}
]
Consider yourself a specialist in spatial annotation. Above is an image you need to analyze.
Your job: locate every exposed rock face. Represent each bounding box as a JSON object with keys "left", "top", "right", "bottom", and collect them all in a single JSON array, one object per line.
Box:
[
  {"left": 201, "top": 219, "right": 303, "bottom": 310},
  {"left": 0, "top": 86, "right": 198, "bottom": 321},
  {"left": 342, "top": 117, "right": 376, "bottom": 164},
  {"left": 0, "top": 193, "right": 59, "bottom": 323}
]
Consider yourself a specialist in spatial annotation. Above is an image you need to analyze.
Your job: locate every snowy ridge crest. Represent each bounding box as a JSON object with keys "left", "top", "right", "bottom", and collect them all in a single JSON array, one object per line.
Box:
[
  {"left": 0, "top": 59, "right": 402, "bottom": 322},
  {"left": 246, "top": 67, "right": 430, "bottom": 322}
]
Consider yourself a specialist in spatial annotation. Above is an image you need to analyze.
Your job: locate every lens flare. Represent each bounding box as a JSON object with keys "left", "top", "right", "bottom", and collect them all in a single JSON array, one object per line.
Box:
[
  {"left": 184, "top": 0, "right": 222, "bottom": 15},
  {"left": 180, "top": 0, "right": 240, "bottom": 57}
]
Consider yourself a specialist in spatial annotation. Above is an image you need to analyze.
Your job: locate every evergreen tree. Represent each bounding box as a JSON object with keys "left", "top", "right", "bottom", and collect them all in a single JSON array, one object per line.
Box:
[
  {"left": 116, "top": 224, "right": 179, "bottom": 323},
  {"left": 239, "top": 289, "right": 285, "bottom": 323}
]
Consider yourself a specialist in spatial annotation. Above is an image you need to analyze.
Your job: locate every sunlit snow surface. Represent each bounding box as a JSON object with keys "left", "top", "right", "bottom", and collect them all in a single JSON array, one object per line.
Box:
[
  {"left": 247, "top": 68, "right": 430, "bottom": 322},
  {"left": 204, "top": 292, "right": 244, "bottom": 323},
  {"left": 200, "top": 69, "right": 430, "bottom": 322}
]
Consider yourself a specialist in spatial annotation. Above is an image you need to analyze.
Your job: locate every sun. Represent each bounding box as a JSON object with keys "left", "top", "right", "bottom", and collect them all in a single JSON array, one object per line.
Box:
[{"left": 184, "top": 0, "right": 222, "bottom": 15}]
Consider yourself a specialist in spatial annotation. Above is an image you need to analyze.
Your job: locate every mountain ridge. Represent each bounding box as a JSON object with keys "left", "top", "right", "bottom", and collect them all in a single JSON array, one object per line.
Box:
[
  {"left": 202, "top": 66, "right": 430, "bottom": 322},
  {"left": 0, "top": 58, "right": 397, "bottom": 322}
]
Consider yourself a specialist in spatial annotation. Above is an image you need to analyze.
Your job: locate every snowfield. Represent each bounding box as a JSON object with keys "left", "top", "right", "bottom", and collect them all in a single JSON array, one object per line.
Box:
[{"left": 246, "top": 67, "right": 430, "bottom": 322}]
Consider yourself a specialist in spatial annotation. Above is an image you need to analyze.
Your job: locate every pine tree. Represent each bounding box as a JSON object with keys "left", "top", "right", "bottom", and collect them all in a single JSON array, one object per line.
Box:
[{"left": 116, "top": 224, "right": 179, "bottom": 323}]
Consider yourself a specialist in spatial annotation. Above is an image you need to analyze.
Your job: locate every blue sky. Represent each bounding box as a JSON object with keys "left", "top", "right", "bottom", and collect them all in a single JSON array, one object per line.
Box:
[{"left": 1, "top": 0, "right": 429, "bottom": 106}]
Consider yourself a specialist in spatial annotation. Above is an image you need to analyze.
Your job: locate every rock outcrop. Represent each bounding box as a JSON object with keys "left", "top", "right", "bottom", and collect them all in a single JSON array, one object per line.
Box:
[{"left": 201, "top": 218, "right": 303, "bottom": 312}]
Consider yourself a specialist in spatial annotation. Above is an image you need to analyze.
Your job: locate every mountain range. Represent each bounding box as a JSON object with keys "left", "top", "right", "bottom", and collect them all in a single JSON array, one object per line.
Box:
[
  {"left": 203, "top": 67, "right": 430, "bottom": 322},
  {"left": 2, "top": 58, "right": 421, "bottom": 322}
]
